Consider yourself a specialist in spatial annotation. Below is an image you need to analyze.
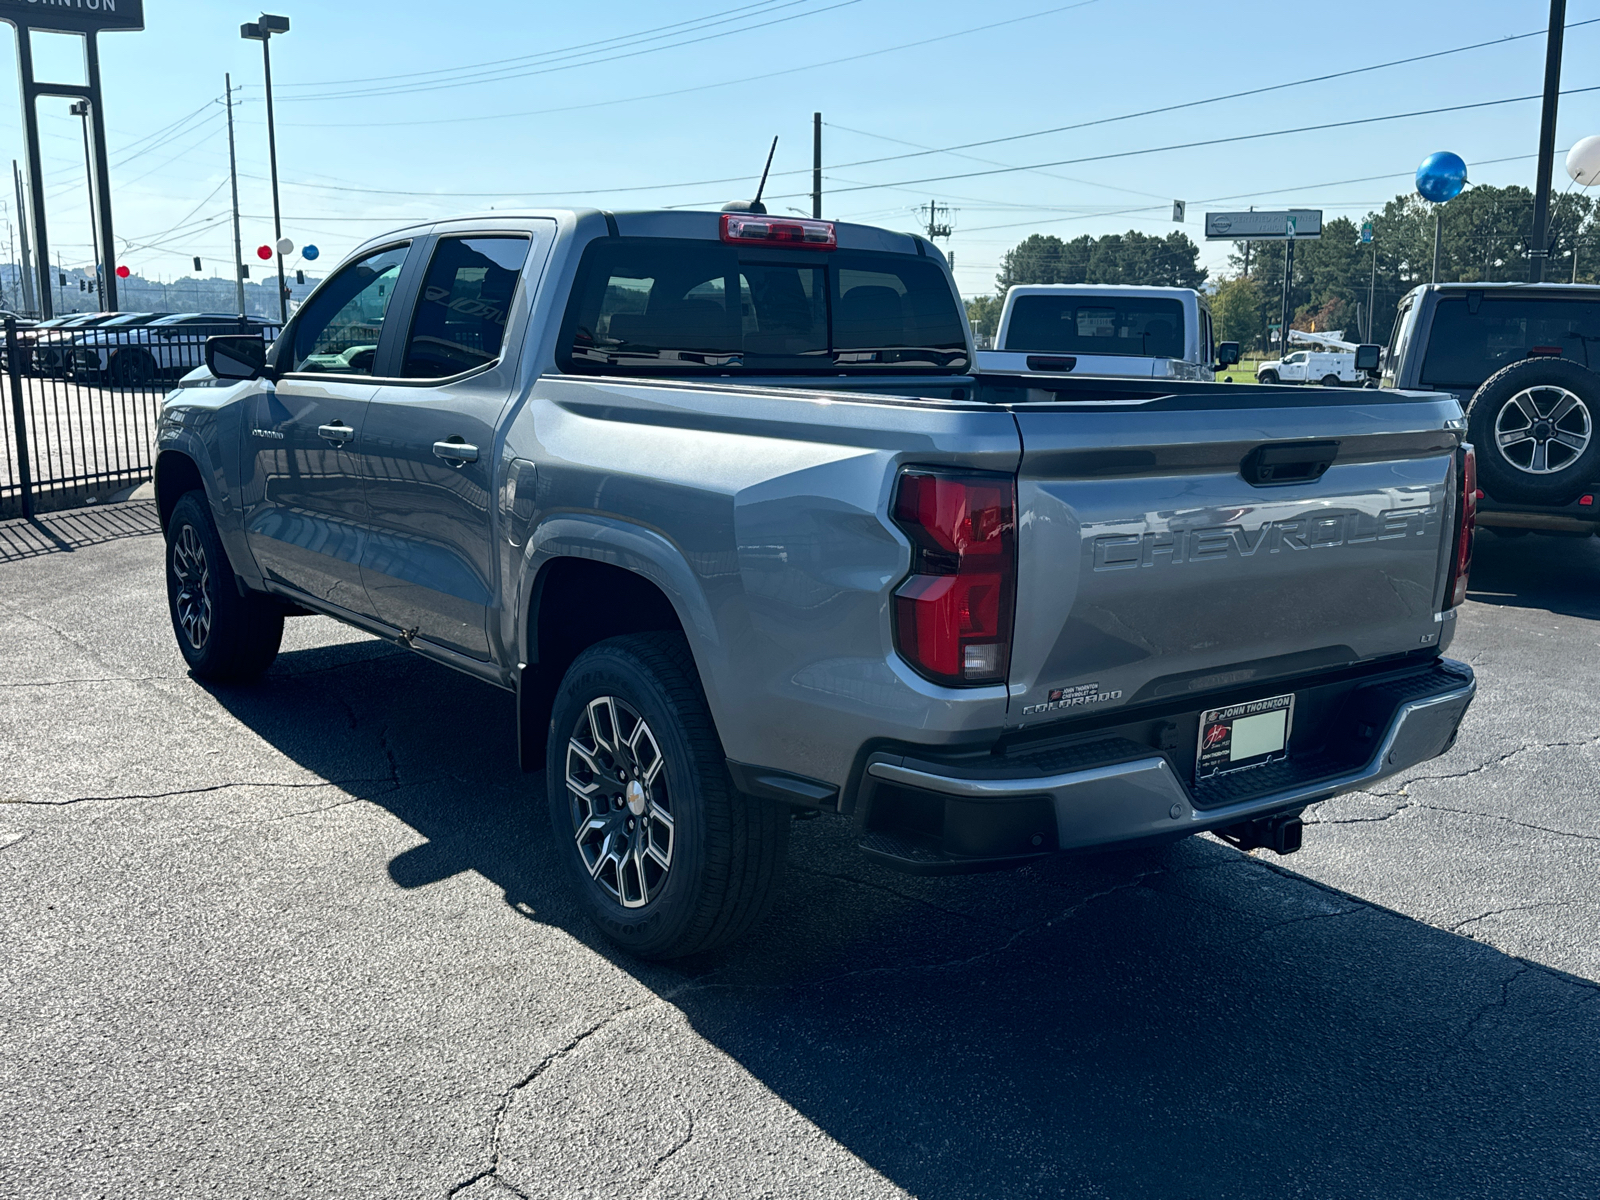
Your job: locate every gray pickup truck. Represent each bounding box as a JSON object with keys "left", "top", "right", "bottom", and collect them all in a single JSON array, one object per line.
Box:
[{"left": 155, "top": 209, "right": 1478, "bottom": 958}]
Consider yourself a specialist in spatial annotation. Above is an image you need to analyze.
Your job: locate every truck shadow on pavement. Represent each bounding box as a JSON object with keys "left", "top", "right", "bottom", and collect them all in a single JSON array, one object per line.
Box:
[
  {"left": 208, "top": 635, "right": 1600, "bottom": 1200},
  {"left": 1468, "top": 528, "right": 1600, "bottom": 619}
]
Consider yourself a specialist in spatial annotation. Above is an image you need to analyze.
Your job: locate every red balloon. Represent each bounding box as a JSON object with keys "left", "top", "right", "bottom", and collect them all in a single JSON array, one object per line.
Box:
[
  {"left": 115, "top": 264, "right": 130, "bottom": 279},
  {"left": 257, "top": 245, "right": 273, "bottom": 260}
]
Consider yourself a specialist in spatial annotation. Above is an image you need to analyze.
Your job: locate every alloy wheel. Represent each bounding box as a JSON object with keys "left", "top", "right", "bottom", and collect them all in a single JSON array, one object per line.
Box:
[
  {"left": 1495, "top": 385, "right": 1592, "bottom": 474},
  {"left": 171, "top": 524, "right": 213, "bottom": 650},
  {"left": 565, "top": 695, "right": 674, "bottom": 908}
]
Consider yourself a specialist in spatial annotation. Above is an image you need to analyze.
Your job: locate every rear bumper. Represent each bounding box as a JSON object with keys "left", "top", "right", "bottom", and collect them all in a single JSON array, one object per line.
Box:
[
  {"left": 856, "top": 658, "right": 1475, "bottom": 874},
  {"left": 1477, "top": 488, "right": 1600, "bottom": 534}
]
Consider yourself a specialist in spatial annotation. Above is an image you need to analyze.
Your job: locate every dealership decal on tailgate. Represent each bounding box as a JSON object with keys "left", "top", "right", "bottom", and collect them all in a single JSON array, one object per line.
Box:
[{"left": 1196, "top": 693, "right": 1294, "bottom": 779}]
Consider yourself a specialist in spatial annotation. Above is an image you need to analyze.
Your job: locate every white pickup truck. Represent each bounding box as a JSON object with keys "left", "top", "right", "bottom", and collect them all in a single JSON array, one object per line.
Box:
[
  {"left": 975, "top": 284, "right": 1237, "bottom": 380},
  {"left": 1256, "top": 349, "right": 1359, "bottom": 387}
]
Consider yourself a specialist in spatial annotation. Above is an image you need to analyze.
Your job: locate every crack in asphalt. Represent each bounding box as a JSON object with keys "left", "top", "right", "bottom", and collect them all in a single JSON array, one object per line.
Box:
[
  {"left": 446, "top": 1007, "right": 654, "bottom": 1199},
  {"left": 1, "top": 777, "right": 398, "bottom": 807},
  {"left": 1463, "top": 965, "right": 1530, "bottom": 1039},
  {"left": 0, "top": 676, "right": 167, "bottom": 688},
  {"left": 1252, "top": 905, "right": 1366, "bottom": 940},
  {"left": 1447, "top": 902, "right": 1581, "bottom": 934},
  {"left": 644, "top": 1111, "right": 696, "bottom": 1190}
]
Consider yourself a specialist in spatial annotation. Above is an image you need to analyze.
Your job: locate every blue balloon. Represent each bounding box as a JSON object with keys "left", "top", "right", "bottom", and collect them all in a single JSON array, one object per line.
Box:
[
  {"left": 1416, "top": 152, "right": 1468, "bottom": 203},
  {"left": 302, "top": 244, "right": 320, "bottom": 260}
]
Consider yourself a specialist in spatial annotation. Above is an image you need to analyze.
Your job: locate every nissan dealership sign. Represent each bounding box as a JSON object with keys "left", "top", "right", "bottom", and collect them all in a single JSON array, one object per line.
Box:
[{"left": 1204, "top": 209, "right": 1323, "bottom": 241}]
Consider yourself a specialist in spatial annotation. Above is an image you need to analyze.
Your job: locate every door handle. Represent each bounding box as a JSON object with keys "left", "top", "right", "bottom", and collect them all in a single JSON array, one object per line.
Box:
[
  {"left": 433, "top": 439, "right": 479, "bottom": 465},
  {"left": 317, "top": 422, "right": 355, "bottom": 445}
]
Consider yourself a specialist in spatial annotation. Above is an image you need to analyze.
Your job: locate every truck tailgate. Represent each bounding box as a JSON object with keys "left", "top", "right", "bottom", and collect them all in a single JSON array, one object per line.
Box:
[{"left": 1008, "top": 392, "right": 1465, "bottom": 724}]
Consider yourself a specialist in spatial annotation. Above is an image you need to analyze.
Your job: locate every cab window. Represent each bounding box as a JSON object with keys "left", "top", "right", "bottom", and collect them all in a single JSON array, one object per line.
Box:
[
  {"left": 402, "top": 236, "right": 531, "bottom": 379},
  {"left": 288, "top": 244, "right": 409, "bottom": 375}
]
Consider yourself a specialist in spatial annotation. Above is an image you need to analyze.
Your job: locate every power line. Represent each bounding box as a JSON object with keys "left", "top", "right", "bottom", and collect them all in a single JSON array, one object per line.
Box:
[
  {"left": 275, "top": 0, "right": 1104, "bottom": 128},
  {"left": 272, "top": 0, "right": 864, "bottom": 103},
  {"left": 755, "top": 87, "right": 1600, "bottom": 206}
]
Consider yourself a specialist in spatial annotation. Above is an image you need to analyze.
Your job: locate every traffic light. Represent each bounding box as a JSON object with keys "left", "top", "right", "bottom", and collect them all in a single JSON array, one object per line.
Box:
[
  {"left": 295, "top": 269, "right": 304, "bottom": 284},
  {"left": 79, "top": 280, "right": 86, "bottom": 291},
  {"left": 193, "top": 256, "right": 202, "bottom": 271},
  {"left": 241, "top": 265, "right": 249, "bottom": 279},
  {"left": 58, "top": 272, "right": 65, "bottom": 286}
]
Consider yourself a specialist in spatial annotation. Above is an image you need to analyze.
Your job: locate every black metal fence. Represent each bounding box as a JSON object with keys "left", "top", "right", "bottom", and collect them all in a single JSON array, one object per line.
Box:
[{"left": 0, "top": 318, "right": 272, "bottom": 518}]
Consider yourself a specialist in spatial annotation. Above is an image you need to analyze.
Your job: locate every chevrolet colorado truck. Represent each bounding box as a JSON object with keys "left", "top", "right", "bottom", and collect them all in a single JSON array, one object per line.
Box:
[{"left": 154, "top": 209, "right": 1478, "bottom": 958}]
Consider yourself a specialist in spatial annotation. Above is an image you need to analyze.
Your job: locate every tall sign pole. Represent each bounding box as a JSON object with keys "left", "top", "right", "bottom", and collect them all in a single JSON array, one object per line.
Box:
[
  {"left": 0, "top": 1, "right": 145, "bottom": 320},
  {"left": 243, "top": 17, "right": 292, "bottom": 323},
  {"left": 225, "top": 74, "right": 246, "bottom": 316},
  {"left": 12, "top": 160, "right": 35, "bottom": 317}
]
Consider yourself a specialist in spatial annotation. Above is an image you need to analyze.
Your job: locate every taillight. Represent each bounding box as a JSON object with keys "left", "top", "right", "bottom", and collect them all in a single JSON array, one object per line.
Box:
[
  {"left": 1445, "top": 444, "right": 1477, "bottom": 609},
  {"left": 720, "top": 213, "right": 836, "bottom": 249},
  {"left": 891, "top": 468, "right": 1016, "bottom": 686}
]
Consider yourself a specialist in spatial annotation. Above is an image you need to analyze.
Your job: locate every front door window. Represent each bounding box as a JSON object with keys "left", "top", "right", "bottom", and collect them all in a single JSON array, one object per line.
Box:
[{"left": 288, "top": 245, "right": 410, "bottom": 375}]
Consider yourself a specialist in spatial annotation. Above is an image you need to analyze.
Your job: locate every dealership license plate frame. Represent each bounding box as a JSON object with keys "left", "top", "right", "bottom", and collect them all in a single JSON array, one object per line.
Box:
[{"left": 1195, "top": 693, "right": 1295, "bottom": 780}]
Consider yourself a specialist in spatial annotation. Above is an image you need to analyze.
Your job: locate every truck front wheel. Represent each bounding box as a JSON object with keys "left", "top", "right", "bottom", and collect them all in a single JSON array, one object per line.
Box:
[
  {"left": 546, "top": 633, "right": 788, "bottom": 959},
  {"left": 164, "top": 491, "right": 283, "bottom": 682},
  {"left": 1258, "top": 370, "right": 1279, "bottom": 384}
]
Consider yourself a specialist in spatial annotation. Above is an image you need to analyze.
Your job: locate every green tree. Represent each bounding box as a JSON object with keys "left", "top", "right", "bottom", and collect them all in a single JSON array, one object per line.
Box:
[
  {"left": 1210, "top": 276, "right": 1267, "bottom": 349},
  {"left": 966, "top": 294, "right": 1003, "bottom": 343},
  {"left": 995, "top": 229, "right": 1205, "bottom": 293}
]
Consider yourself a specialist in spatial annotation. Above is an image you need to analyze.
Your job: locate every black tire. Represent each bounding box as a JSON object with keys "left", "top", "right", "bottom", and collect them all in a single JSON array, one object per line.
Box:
[
  {"left": 1467, "top": 359, "right": 1600, "bottom": 505},
  {"left": 1258, "top": 370, "right": 1279, "bottom": 385},
  {"left": 1320, "top": 374, "right": 1342, "bottom": 388},
  {"left": 165, "top": 491, "right": 283, "bottom": 683},
  {"left": 111, "top": 348, "right": 156, "bottom": 386},
  {"left": 546, "top": 632, "right": 788, "bottom": 959}
]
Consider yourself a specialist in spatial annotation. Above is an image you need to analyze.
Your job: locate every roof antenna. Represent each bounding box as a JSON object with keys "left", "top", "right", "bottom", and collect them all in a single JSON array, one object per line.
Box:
[{"left": 722, "top": 136, "right": 778, "bottom": 214}]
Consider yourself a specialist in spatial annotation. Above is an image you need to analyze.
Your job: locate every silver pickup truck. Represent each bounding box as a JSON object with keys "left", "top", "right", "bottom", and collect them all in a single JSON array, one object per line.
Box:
[{"left": 155, "top": 209, "right": 1478, "bottom": 958}]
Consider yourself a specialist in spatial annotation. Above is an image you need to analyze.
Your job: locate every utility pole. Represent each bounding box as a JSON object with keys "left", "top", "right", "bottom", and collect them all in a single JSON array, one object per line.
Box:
[
  {"left": 919, "top": 199, "right": 952, "bottom": 241},
  {"left": 1279, "top": 219, "right": 1297, "bottom": 353},
  {"left": 1529, "top": 0, "right": 1566, "bottom": 282},
  {"left": 13, "top": 162, "right": 36, "bottom": 318},
  {"left": 56, "top": 252, "right": 64, "bottom": 313},
  {"left": 1368, "top": 242, "right": 1378, "bottom": 340},
  {"left": 812, "top": 112, "right": 822, "bottom": 219},
  {"left": 225, "top": 74, "right": 246, "bottom": 316}
]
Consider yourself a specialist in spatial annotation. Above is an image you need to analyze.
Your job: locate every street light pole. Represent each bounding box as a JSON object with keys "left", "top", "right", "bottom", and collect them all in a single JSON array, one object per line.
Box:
[
  {"left": 69, "top": 101, "right": 103, "bottom": 311},
  {"left": 242, "top": 15, "right": 290, "bottom": 323}
]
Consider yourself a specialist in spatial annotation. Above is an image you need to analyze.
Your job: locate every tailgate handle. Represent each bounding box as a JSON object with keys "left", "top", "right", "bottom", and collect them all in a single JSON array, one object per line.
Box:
[
  {"left": 1025, "top": 355, "right": 1076, "bottom": 372},
  {"left": 1241, "top": 440, "right": 1339, "bottom": 487}
]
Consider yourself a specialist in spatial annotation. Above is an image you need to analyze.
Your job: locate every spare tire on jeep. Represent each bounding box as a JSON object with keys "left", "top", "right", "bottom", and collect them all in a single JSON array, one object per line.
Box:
[{"left": 1467, "top": 358, "right": 1600, "bottom": 504}]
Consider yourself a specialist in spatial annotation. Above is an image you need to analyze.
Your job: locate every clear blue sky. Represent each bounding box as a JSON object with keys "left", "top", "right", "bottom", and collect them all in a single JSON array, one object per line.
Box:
[{"left": 0, "top": 0, "right": 1594, "bottom": 299}]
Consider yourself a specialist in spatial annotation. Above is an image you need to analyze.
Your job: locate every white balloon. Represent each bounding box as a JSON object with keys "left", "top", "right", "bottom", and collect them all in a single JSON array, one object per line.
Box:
[
  {"left": 275, "top": 236, "right": 295, "bottom": 255},
  {"left": 1565, "top": 136, "right": 1600, "bottom": 185}
]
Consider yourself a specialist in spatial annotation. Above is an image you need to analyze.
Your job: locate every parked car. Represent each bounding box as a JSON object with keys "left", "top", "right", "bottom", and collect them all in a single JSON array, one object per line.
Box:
[
  {"left": 975, "top": 284, "right": 1237, "bottom": 380},
  {"left": 1255, "top": 349, "right": 1359, "bottom": 386},
  {"left": 155, "top": 209, "right": 1477, "bottom": 958},
  {"left": 72, "top": 313, "right": 279, "bottom": 383},
  {"left": 1379, "top": 282, "right": 1600, "bottom": 535},
  {"left": 12, "top": 311, "right": 120, "bottom": 374}
]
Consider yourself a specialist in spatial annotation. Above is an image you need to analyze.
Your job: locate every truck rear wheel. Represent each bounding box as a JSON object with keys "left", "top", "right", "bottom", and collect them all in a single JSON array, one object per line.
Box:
[
  {"left": 1468, "top": 359, "right": 1600, "bottom": 505},
  {"left": 164, "top": 490, "right": 283, "bottom": 682},
  {"left": 1320, "top": 374, "right": 1342, "bottom": 387},
  {"left": 546, "top": 632, "right": 787, "bottom": 959}
]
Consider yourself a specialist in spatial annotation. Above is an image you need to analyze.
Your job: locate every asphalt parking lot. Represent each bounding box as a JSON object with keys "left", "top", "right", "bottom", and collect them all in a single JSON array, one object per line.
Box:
[{"left": 1, "top": 504, "right": 1597, "bottom": 1199}]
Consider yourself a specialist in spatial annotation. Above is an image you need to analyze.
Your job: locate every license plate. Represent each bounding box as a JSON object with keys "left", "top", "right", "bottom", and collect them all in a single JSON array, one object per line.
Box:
[{"left": 1196, "top": 693, "right": 1294, "bottom": 780}]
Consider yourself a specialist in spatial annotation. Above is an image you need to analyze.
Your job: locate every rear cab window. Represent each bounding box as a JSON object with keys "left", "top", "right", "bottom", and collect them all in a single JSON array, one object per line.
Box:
[
  {"left": 1003, "top": 295, "right": 1185, "bottom": 359},
  {"left": 558, "top": 237, "right": 968, "bottom": 375},
  {"left": 1420, "top": 294, "right": 1600, "bottom": 389}
]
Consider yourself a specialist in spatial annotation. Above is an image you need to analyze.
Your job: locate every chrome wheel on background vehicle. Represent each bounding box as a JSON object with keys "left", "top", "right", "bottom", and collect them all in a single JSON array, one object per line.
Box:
[
  {"left": 170, "top": 523, "right": 213, "bottom": 650},
  {"left": 1492, "top": 385, "right": 1592, "bottom": 474},
  {"left": 566, "top": 695, "right": 674, "bottom": 908}
]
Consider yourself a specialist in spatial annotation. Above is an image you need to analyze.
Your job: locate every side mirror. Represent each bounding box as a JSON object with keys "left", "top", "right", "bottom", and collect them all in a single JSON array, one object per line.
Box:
[
  {"left": 205, "top": 334, "right": 269, "bottom": 381},
  {"left": 1215, "top": 341, "right": 1241, "bottom": 367},
  {"left": 1354, "top": 343, "right": 1382, "bottom": 372}
]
